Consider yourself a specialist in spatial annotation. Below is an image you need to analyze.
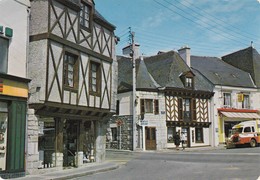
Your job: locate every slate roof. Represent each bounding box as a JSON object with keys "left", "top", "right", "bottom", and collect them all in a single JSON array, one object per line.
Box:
[
  {"left": 117, "top": 51, "right": 214, "bottom": 93},
  {"left": 222, "top": 47, "right": 260, "bottom": 88},
  {"left": 191, "top": 56, "right": 256, "bottom": 88}
]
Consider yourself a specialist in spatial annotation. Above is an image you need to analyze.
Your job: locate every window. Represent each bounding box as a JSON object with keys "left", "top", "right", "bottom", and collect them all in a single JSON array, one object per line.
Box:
[
  {"left": 223, "top": 93, "right": 231, "bottom": 107},
  {"left": 140, "top": 99, "right": 159, "bottom": 114},
  {"left": 178, "top": 98, "right": 192, "bottom": 121},
  {"left": 167, "top": 127, "right": 176, "bottom": 143},
  {"left": 116, "top": 100, "right": 119, "bottom": 115},
  {"left": 63, "top": 52, "right": 78, "bottom": 89},
  {"left": 244, "top": 127, "right": 251, "bottom": 133},
  {"left": 89, "top": 61, "right": 101, "bottom": 95},
  {"left": 195, "top": 128, "right": 203, "bottom": 143},
  {"left": 80, "top": 2, "right": 91, "bottom": 30},
  {"left": 242, "top": 95, "right": 250, "bottom": 109},
  {"left": 111, "top": 127, "right": 117, "bottom": 141},
  {"left": 154, "top": 99, "right": 159, "bottom": 115},
  {"left": 0, "top": 37, "right": 9, "bottom": 73},
  {"left": 185, "top": 77, "right": 193, "bottom": 88}
]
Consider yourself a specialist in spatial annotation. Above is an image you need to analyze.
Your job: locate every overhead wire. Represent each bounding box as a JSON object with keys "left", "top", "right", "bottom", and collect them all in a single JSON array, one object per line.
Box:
[{"left": 154, "top": 0, "right": 249, "bottom": 46}]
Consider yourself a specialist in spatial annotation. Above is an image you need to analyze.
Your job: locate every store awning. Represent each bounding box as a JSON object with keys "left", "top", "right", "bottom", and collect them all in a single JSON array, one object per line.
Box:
[{"left": 221, "top": 112, "right": 260, "bottom": 119}]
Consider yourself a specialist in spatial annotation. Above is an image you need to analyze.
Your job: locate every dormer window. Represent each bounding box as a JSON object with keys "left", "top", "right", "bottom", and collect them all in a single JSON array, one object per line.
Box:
[
  {"left": 80, "top": 1, "right": 92, "bottom": 31},
  {"left": 185, "top": 77, "right": 193, "bottom": 88},
  {"left": 180, "top": 71, "right": 194, "bottom": 89}
]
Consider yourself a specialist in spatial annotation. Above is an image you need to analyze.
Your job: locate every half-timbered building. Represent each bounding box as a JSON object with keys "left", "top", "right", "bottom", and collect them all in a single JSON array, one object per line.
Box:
[
  {"left": 107, "top": 46, "right": 214, "bottom": 151},
  {"left": 27, "top": 0, "right": 117, "bottom": 174}
]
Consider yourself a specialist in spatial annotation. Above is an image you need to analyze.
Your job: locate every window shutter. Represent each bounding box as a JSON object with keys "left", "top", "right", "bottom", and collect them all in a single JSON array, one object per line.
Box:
[
  {"left": 116, "top": 100, "right": 119, "bottom": 115},
  {"left": 192, "top": 98, "right": 197, "bottom": 121},
  {"left": 154, "top": 99, "right": 159, "bottom": 115},
  {"left": 140, "top": 99, "right": 145, "bottom": 114},
  {"left": 178, "top": 98, "right": 183, "bottom": 120}
]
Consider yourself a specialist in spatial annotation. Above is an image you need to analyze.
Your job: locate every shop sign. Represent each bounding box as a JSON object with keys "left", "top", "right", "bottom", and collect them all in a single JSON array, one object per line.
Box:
[{"left": 141, "top": 120, "right": 148, "bottom": 126}]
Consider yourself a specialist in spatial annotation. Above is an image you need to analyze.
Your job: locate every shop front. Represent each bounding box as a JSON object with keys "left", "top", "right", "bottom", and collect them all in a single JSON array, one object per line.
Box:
[
  {"left": 218, "top": 108, "right": 260, "bottom": 143},
  {"left": 0, "top": 75, "right": 29, "bottom": 178}
]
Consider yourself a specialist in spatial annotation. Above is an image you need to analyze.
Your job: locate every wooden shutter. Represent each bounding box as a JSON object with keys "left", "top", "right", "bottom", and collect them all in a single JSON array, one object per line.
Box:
[
  {"left": 154, "top": 99, "right": 159, "bottom": 115},
  {"left": 192, "top": 98, "right": 197, "bottom": 121},
  {"left": 178, "top": 98, "right": 183, "bottom": 120},
  {"left": 140, "top": 99, "right": 145, "bottom": 114}
]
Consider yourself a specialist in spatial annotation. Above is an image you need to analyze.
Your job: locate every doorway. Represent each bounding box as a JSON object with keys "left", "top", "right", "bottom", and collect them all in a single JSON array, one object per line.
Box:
[
  {"left": 145, "top": 127, "right": 156, "bottom": 150},
  {"left": 181, "top": 127, "right": 190, "bottom": 148},
  {"left": 63, "top": 120, "right": 78, "bottom": 167}
]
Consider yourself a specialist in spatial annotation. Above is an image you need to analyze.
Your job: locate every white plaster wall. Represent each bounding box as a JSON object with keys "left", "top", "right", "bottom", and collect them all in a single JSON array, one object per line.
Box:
[
  {"left": 0, "top": 0, "right": 30, "bottom": 78},
  {"left": 118, "top": 92, "right": 132, "bottom": 115},
  {"left": 28, "top": 40, "right": 48, "bottom": 103},
  {"left": 30, "top": 0, "right": 48, "bottom": 35}
]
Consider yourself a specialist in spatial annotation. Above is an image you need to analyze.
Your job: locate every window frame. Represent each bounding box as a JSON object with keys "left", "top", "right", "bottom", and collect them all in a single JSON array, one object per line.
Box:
[
  {"left": 63, "top": 52, "right": 79, "bottom": 91},
  {"left": 223, "top": 92, "right": 231, "bottom": 107},
  {"left": 140, "top": 99, "right": 159, "bottom": 115},
  {"left": 89, "top": 61, "right": 101, "bottom": 96},
  {"left": 242, "top": 94, "right": 250, "bottom": 109},
  {"left": 185, "top": 77, "right": 193, "bottom": 88},
  {"left": 195, "top": 127, "right": 203, "bottom": 143},
  {"left": 0, "top": 36, "right": 9, "bottom": 74},
  {"left": 111, "top": 127, "right": 117, "bottom": 142},
  {"left": 80, "top": 1, "right": 92, "bottom": 32}
]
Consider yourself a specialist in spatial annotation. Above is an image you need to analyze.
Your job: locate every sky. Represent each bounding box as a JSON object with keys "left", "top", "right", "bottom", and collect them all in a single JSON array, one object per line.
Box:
[{"left": 95, "top": 0, "right": 260, "bottom": 58}]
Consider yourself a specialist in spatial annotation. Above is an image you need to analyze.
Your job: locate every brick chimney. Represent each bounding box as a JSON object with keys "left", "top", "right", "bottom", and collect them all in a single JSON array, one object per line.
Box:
[{"left": 178, "top": 46, "right": 191, "bottom": 67}]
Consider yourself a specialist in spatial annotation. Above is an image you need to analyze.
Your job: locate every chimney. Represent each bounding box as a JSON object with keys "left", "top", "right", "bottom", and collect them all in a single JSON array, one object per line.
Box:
[
  {"left": 122, "top": 43, "right": 140, "bottom": 59},
  {"left": 178, "top": 46, "right": 191, "bottom": 67}
]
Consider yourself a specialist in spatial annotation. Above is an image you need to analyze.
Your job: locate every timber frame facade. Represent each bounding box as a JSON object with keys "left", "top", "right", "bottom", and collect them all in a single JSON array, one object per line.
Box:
[
  {"left": 27, "top": 0, "right": 116, "bottom": 174},
  {"left": 107, "top": 50, "right": 214, "bottom": 151}
]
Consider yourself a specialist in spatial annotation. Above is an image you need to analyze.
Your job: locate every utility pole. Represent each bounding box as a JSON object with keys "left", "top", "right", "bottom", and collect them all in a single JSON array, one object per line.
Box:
[{"left": 131, "top": 29, "right": 136, "bottom": 151}]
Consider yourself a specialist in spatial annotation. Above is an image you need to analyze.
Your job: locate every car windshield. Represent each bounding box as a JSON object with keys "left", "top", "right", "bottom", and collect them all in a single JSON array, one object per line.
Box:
[{"left": 231, "top": 128, "right": 243, "bottom": 134}]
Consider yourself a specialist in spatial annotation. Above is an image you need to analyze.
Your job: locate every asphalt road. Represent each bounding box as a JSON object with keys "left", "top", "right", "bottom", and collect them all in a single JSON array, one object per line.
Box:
[{"left": 74, "top": 147, "right": 260, "bottom": 180}]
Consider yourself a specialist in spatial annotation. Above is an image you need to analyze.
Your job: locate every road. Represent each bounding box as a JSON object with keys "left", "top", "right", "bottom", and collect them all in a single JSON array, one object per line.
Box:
[{"left": 74, "top": 147, "right": 260, "bottom": 180}]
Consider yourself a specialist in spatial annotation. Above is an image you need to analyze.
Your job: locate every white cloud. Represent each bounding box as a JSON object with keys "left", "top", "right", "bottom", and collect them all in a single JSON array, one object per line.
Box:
[{"left": 258, "top": 0, "right": 260, "bottom": 3}]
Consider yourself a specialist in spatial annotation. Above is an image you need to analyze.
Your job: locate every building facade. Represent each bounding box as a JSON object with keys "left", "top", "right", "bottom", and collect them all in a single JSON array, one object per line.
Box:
[
  {"left": 191, "top": 53, "right": 260, "bottom": 145},
  {"left": 0, "top": 0, "right": 31, "bottom": 178},
  {"left": 107, "top": 47, "right": 214, "bottom": 151},
  {"left": 27, "top": 0, "right": 117, "bottom": 174}
]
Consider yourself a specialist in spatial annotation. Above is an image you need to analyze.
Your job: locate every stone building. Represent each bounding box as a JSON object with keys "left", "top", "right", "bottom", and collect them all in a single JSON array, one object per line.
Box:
[
  {"left": 0, "top": 0, "right": 31, "bottom": 178},
  {"left": 107, "top": 47, "right": 214, "bottom": 151},
  {"left": 27, "top": 0, "right": 117, "bottom": 174}
]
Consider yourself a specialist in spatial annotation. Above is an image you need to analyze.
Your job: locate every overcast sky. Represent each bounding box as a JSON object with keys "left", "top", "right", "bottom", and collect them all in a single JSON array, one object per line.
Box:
[{"left": 95, "top": 0, "right": 260, "bottom": 57}]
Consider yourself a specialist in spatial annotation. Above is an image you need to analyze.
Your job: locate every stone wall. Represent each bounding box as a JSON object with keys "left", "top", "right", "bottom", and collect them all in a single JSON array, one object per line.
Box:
[
  {"left": 106, "top": 115, "right": 133, "bottom": 150},
  {"left": 26, "top": 109, "right": 40, "bottom": 174}
]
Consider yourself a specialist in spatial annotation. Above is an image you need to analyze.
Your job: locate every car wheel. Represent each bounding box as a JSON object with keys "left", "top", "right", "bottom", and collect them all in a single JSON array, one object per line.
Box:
[{"left": 250, "top": 139, "right": 256, "bottom": 147}]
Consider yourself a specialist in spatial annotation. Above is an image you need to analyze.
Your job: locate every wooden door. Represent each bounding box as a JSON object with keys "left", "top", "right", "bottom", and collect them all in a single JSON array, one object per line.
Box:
[{"left": 145, "top": 127, "right": 156, "bottom": 150}]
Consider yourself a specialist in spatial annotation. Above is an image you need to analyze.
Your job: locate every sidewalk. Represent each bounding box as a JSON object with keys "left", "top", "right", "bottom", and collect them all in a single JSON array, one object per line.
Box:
[
  {"left": 13, "top": 162, "right": 119, "bottom": 180},
  {"left": 11, "top": 145, "right": 226, "bottom": 180}
]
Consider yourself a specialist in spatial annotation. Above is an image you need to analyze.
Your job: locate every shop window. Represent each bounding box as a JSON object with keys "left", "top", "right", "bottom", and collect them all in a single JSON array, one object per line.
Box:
[
  {"left": 140, "top": 99, "right": 159, "bottom": 114},
  {"left": 223, "top": 93, "right": 231, "bottom": 107},
  {"left": 0, "top": 37, "right": 9, "bottom": 74},
  {"left": 167, "top": 127, "right": 176, "bottom": 143},
  {"left": 63, "top": 52, "right": 79, "bottom": 90},
  {"left": 38, "top": 119, "right": 55, "bottom": 168},
  {"left": 242, "top": 94, "right": 250, "bottom": 109},
  {"left": 0, "top": 102, "right": 8, "bottom": 171},
  {"left": 111, "top": 127, "right": 117, "bottom": 141},
  {"left": 89, "top": 61, "right": 101, "bottom": 96},
  {"left": 195, "top": 128, "right": 203, "bottom": 143}
]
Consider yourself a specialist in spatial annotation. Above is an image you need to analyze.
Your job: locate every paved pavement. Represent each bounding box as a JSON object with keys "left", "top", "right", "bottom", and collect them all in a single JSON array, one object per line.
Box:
[{"left": 12, "top": 145, "right": 226, "bottom": 180}]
